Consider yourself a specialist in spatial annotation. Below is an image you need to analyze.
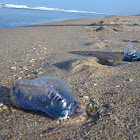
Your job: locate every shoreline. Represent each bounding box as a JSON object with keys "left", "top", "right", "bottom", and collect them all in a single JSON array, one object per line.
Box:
[
  {"left": 0, "top": 14, "right": 139, "bottom": 29},
  {"left": 0, "top": 15, "right": 140, "bottom": 139},
  {"left": 18, "top": 14, "right": 140, "bottom": 28}
]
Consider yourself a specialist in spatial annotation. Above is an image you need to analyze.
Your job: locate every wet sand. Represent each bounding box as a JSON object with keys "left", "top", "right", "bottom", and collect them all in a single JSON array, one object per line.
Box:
[{"left": 0, "top": 15, "right": 140, "bottom": 139}]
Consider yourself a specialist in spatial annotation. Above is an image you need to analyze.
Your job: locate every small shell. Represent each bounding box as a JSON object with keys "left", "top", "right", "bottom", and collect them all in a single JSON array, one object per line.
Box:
[{"left": 10, "top": 77, "right": 83, "bottom": 120}]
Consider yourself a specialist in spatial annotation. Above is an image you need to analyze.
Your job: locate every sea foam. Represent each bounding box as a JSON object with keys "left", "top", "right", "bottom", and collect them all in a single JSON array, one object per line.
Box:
[{"left": 0, "top": 3, "right": 108, "bottom": 15}]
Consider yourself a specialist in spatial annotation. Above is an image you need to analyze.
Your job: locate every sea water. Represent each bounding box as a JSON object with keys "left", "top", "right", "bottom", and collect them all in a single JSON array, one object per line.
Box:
[
  {"left": 0, "top": 3, "right": 109, "bottom": 29},
  {"left": 0, "top": 1, "right": 140, "bottom": 29}
]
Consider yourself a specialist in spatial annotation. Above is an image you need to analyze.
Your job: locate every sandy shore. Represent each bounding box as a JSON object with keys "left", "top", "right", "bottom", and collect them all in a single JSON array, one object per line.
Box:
[{"left": 0, "top": 15, "right": 140, "bottom": 139}]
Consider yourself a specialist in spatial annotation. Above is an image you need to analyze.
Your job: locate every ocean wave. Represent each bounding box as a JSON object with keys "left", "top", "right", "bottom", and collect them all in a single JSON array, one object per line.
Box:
[{"left": 0, "top": 3, "right": 108, "bottom": 15}]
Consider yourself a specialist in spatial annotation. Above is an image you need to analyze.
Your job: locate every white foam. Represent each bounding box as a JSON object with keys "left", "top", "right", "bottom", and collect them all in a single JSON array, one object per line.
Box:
[{"left": 0, "top": 3, "right": 109, "bottom": 15}]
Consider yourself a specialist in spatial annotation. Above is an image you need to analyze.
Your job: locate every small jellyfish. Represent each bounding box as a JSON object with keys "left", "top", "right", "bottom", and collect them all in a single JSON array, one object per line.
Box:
[
  {"left": 124, "top": 41, "right": 140, "bottom": 61},
  {"left": 10, "top": 77, "right": 83, "bottom": 120}
]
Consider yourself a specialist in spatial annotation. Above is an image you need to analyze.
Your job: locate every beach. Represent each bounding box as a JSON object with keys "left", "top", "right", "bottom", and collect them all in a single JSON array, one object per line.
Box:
[{"left": 0, "top": 15, "right": 140, "bottom": 139}]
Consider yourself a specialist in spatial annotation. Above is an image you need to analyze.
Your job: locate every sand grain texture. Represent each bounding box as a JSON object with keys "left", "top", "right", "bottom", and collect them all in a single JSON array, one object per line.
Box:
[{"left": 0, "top": 16, "right": 140, "bottom": 139}]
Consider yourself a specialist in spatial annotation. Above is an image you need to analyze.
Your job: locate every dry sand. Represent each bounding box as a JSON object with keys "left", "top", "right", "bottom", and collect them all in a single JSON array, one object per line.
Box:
[{"left": 0, "top": 15, "right": 140, "bottom": 139}]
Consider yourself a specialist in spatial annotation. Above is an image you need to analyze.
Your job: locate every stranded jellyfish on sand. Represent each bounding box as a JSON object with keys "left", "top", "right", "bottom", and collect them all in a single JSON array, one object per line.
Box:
[{"left": 10, "top": 77, "right": 83, "bottom": 120}]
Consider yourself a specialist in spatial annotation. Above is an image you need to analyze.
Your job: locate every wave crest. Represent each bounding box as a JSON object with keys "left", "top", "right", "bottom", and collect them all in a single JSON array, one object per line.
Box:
[{"left": 0, "top": 3, "right": 108, "bottom": 15}]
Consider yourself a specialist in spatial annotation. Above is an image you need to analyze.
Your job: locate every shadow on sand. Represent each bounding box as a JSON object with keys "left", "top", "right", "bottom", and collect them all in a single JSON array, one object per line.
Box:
[
  {"left": 69, "top": 50, "right": 124, "bottom": 66},
  {"left": 69, "top": 51, "right": 124, "bottom": 60}
]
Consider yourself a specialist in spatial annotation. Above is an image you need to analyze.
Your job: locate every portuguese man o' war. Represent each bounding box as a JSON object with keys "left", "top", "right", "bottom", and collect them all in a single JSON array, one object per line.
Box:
[
  {"left": 10, "top": 77, "right": 83, "bottom": 120},
  {"left": 124, "top": 41, "right": 140, "bottom": 61}
]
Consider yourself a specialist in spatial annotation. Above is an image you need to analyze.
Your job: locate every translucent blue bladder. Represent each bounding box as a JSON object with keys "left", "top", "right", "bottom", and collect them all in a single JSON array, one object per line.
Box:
[
  {"left": 10, "top": 77, "right": 83, "bottom": 120},
  {"left": 124, "top": 41, "right": 140, "bottom": 61}
]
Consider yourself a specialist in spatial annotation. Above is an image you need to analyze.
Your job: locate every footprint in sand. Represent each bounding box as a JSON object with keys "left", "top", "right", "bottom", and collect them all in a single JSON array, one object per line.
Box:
[{"left": 70, "top": 57, "right": 113, "bottom": 73}]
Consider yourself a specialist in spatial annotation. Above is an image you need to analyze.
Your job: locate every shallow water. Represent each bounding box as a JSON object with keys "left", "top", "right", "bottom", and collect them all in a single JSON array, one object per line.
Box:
[{"left": 0, "top": 7, "right": 107, "bottom": 28}]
